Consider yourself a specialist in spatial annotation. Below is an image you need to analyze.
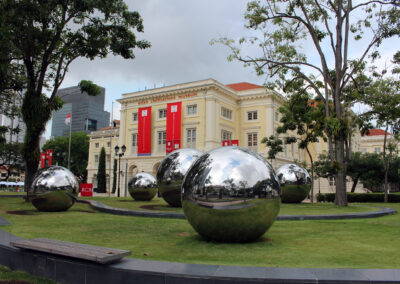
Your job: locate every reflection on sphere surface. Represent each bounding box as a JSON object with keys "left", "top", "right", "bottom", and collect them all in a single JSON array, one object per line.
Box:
[
  {"left": 157, "top": 148, "right": 203, "bottom": 207},
  {"left": 29, "top": 166, "right": 78, "bottom": 212},
  {"left": 128, "top": 172, "right": 157, "bottom": 201},
  {"left": 182, "top": 146, "right": 281, "bottom": 242},
  {"left": 276, "top": 163, "right": 311, "bottom": 203}
]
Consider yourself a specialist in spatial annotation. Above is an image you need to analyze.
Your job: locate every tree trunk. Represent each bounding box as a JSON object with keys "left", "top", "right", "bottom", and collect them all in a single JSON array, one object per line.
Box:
[
  {"left": 305, "top": 146, "right": 314, "bottom": 203},
  {"left": 351, "top": 176, "right": 359, "bottom": 193},
  {"left": 22, "top": 91, "right": 51, "bottom": 195},
  {"left": 335, "top": 137, "right": 348, "bottom": 206}
]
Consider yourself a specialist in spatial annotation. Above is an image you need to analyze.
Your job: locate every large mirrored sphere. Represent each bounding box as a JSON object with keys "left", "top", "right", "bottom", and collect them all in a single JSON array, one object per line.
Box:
[
  {"left": 28, "top": 166, "right": 78, "bottom": 212},
  {"left": 276, "top": 164, "right": 311, "bottom": 203},
  {"left": 128, "top": 172, "right": 158, "bottom": 201},
  {"left": 157, "top": 148, "right": 203, "bottom": 207},
  {"left": 182, "top": 146, "right": 281, "bottom": 243}
]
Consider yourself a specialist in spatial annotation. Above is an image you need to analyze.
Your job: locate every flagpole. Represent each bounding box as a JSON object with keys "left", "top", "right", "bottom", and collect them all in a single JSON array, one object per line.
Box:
[{"left": 67, "top": 114, "right": 72, "bottom": 169}]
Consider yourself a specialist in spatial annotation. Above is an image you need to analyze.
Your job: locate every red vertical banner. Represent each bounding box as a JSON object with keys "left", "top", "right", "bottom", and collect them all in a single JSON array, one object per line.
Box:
[
  {"left": 166, "top": 102, "right": 182, "bottom": 153},
  {"left": 230, "top": 140, "right": 239, "bottom": 146},
  {"left": 40, "top": 153, "right": 46, "bottom": 168},
  {"left": 138, "top": 107, "right": 152, "bottom": 156},
  {"left": 46, "top": 149, "right": 53, "bottom": 166},
  {"left": 222, "top": 140, "right": 229, "bottom": 147}
]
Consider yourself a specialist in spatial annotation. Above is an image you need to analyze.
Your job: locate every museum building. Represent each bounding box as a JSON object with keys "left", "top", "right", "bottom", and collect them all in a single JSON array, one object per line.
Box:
[{"left": 86, "top": 78, "right": 312, "bottom": 196}]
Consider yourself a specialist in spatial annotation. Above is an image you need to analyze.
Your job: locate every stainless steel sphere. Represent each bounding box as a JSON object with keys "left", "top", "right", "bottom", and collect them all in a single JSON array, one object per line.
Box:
[
  {"left": 157, "top": 148, "right": 203, "bottom": 207},
  {"left": 128, "top": 172, "right": 157, "bottom": 201},
  {"left": 182, "top": 146, "right": 281, "bottom": 243},
  {"left": 276, "top": 163, "right": 311, "bottom": 203},
  {"left": 28, "top": 166, "right": 78, "bottom": 212}
]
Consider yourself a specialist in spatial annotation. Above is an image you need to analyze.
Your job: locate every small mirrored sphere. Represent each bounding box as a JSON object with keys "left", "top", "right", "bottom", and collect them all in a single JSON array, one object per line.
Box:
[
  {"left": 28, "top": 166, "right": 78, "bottom": 212},
  {"left": 276, "top": 164, "right": 311, "bottom": 203},
  {"left": 128, "top": 172, "right": 157, "bottom": 201},
  {"left": 157, "top": 148, "right": 203, "bottom": 207},
  {"left": 182, "top": 146, "right": 281, "bottom": 243}
]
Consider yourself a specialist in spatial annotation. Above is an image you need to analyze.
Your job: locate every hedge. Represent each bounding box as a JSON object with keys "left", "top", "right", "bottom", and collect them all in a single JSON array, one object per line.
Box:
[{"left": 317, "top": 192, "right": 400, "bottom": 203}]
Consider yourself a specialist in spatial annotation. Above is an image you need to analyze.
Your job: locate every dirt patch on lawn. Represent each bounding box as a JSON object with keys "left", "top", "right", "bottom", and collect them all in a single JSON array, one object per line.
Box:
[
  {"left": 6, "top": 210, "right": 36, "bottom": 215},
  {"left": 140, "top": 204, "right": 170, "bottom": 211},
  {"left": 6, "top": 209, "right": 96, "bottom": 215}
]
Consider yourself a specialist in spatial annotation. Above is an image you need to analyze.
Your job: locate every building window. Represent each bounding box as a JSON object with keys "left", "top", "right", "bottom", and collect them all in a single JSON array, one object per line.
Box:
[
  {"left": 106, "top": 154, "right": 110, "bottom": 167},
  {"left": 187, "top": 104, "right": 197, "bottom": 115},
  {"left": 131, "top": 133, "right": 137, "bottom": 154},
  {"left": 157, "top": 131, "right": 166, "bottom": 152},
  {"left": 361, "top": 148, "right": 367, "bottom": 153},
  {"left": 87, "top": 119, "right": 97, "bottom": 131},
  {"left": 221, "top": 130, "right": 232, "bottom": 142},
  {"left": 132, "top": 112, "right": 138, "bottom": 122},
  {"left": 94, "top": 155, "right": 99, "bottom": 164},
  {"left": 221, "top": 107, "right": 232, "bottom": 120},
  {"left": 275, "top": 112, "right": 279, "bottom": 121},
  {"left": 107, "top": 141, "right": 111, "bottom": 147},
  {"left": 374, "top": 147, "right": 381, "bottom": 153},
  {"left": 186, "top": 128, "right": 197, "bottom": 148},
  {"left": 247, "top": 111, "right": 258, "bottom": 121},
  {"left": 158, "top": 109, "right": 167, "bottom": 119},
  {"left": 247, "top": 132, "right": 258, "bottom": 152},
  {"left": 95, "top": 143, "right": 99, "bottom": 148},
  {"left": 329, "top": 177, "right": 335, "bottom": 186}
]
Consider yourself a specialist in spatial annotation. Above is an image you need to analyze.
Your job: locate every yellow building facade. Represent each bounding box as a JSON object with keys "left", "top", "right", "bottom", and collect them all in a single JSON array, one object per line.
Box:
[
  {"left": 87, "top": 79, "right": 308, "bottom": 196},
  {"left": 86, "top": 78, "right": 368, "bottom": 198}
]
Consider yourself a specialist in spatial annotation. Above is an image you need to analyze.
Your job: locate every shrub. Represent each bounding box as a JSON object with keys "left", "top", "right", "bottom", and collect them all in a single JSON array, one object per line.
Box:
[{"left": 317, "top": 192, "right": 400, "bottom": 203}]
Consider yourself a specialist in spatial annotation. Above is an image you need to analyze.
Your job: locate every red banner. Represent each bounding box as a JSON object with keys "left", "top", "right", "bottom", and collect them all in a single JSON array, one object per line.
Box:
[
  {"left": 40, "top": 153, "right": 46, "bottom": 168},
  {"left": 222, "top": 140, "right": 230, "bottom": 147},
  {"left": 138, "top": 107, "right": 152, "bottom": 156},
  {"left": 166, "top": 102, "right": 182, "bottom": 153},
  {"left": 45, "top": 149, "right": 53, "bottom": 166},
  {"left": 231, "top": 140, "right": 239, "bottom": 146},
  {"left": 80, "top": 183, "right": 93, "bottom": 197}
]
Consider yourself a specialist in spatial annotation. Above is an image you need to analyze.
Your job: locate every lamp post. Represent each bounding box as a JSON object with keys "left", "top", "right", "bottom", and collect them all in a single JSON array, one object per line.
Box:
[{"left": 114, "top": 145, "right": 126, "bottom": 198}]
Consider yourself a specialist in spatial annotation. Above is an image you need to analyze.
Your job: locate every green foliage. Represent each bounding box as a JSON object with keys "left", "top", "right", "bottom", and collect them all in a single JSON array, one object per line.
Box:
[
  {"left": 216, "top": 0, "right": 400, "bottom": 206},
  {"left": 112, "top": 158, "right": 117, "bottom": 193},
  {"left": 317, "top": 193, "right": 400, "bottom": 203},
  {"left": 0, "top": 0, "right": 150, "bottom": 187},
  {"left": 261, "top": 135, "right": 283, "bottom": 160},
  {"left": 78, "top": 80, "right": 101, "bottom": 97},
  {"left": 97, "top": 147, "right": 106, "bottom": 193},
  {"left": 42, "top": 132, "right": 89, "bottom": 181},
  {"left": 0, "top": 142, "right": 24, "bottom": 180}
]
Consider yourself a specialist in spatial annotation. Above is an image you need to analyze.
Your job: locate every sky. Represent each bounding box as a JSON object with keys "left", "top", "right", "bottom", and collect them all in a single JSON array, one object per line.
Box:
[{"left": 44, "top": 0, "right": 398, "bottom": 138}]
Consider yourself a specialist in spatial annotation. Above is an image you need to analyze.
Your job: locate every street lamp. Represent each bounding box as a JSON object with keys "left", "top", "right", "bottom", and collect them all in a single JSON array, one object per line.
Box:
[{"left": 114, "top": 145, "right": 126, "bottom": 197}]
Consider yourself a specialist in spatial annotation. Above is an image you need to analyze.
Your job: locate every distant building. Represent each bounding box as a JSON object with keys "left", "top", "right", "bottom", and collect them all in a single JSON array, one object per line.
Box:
[
  {"left": 361, "top": 129, "right": 396, "bottom": 154},
  {"left": 51, "top": 86, "right": 110, "bottom": 137}
]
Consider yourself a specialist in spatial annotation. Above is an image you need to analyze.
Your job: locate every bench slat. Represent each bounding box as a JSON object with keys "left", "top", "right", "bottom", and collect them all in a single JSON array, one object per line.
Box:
[{"left": 10, "top": 238, "right": 131, "bottom": 264}]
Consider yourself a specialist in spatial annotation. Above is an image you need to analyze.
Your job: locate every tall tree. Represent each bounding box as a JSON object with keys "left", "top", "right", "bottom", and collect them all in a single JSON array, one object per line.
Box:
[
  {"left": 97, "top": 147, "right": 106, "bottom": 193},
  {"left": 215, "top": 0, "right": 400, "bottom": 205},
  {"left": 0, "top": 0, "right": 150, "bottom": 189},
  {"left": 42, "top": 132, "right": 89, "bottom": 182}
]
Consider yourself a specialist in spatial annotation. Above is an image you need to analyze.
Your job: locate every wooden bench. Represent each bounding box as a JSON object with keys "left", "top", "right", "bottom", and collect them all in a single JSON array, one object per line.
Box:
[{"left": 10, "top": 238, "right": 131, "bottom": 264}]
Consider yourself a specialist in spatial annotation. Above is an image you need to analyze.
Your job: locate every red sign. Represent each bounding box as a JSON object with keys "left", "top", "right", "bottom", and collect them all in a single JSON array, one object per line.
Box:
[
  {"left": 166, "top": 102, "right": 181, "bottom": 153},
  {"left": 40, "top": 153, "right": 46, "bottom": 168},
  {"left": 45, "top": 149, "right": 53, "bottom": 166},
  {"left": 138, "top": 107, "right": 152, "bottom": 156},
  {"left": 231, "top": 140, "right": 239, "bottom": 146},
  {"left": 222, "top": 140, "right": 230, "bottom": 147},
  {"left": 80, "top": 183, "right": 93, "bottom": 197}
]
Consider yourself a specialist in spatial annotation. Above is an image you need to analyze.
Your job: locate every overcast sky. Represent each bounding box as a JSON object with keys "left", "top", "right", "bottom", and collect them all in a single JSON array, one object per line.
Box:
[{"left": 44, "top": 0, "right": 398, "bottom": 138}]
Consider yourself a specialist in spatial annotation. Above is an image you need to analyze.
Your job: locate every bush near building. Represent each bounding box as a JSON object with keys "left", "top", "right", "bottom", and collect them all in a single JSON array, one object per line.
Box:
[{"left": 317, "top": 193, "right": 400, "bottom": 203}]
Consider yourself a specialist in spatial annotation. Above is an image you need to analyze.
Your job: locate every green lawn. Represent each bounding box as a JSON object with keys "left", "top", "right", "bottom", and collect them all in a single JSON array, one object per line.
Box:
[
  {"left": 82, "top": 196, "right": 378, "bottom": 215},
  {"left": 0, "top": 197, "right": 399, "bottom": 269},
  {"left": 0, "top": 265, "right": 57, "bottom": 284}
]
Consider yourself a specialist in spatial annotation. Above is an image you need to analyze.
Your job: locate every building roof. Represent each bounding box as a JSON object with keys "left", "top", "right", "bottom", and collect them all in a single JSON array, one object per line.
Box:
[
  {"left": 226, "top": 82, "right": 263, "bottom": 91},
  {"left": 363, "top": 129, "right": 391, "bottom": 136}
]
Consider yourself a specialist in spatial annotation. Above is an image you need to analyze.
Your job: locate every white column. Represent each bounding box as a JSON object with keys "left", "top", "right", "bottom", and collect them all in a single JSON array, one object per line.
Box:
[{"left": 204, "top": 97, "right": 219, "bottom": 151}]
